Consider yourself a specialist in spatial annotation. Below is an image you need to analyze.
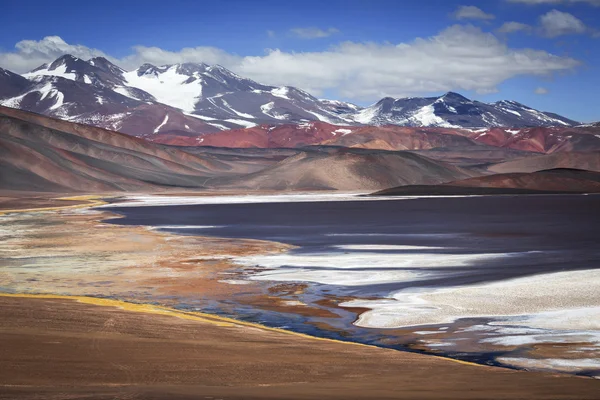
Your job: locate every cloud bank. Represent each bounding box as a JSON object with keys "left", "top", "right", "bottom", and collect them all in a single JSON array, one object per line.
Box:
[{"left": 0, "top": 25, "right": 581, "bottom": 101}]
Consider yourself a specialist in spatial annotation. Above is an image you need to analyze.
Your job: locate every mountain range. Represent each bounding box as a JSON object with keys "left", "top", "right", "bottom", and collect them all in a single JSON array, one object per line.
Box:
[{"left": 0, "top": 54, "right": 581, "bottom": 141}]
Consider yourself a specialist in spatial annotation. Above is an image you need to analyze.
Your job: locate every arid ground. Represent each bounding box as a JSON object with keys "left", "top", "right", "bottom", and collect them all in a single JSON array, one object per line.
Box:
[{"left": 1, "top": 294, "right": 600, "bottom": 400}]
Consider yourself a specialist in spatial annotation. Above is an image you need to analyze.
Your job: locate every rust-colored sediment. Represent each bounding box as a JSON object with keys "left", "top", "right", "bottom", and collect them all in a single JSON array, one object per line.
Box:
[{"left": 0, "top": 196, "right": 290, "bottom": 303}]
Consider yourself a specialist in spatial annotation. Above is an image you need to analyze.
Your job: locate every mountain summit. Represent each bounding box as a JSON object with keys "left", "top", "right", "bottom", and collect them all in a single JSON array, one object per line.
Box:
[
  {"left": 352, "top": 92, "right": 577, "bottom": 128},
  {"left": 0, "top": 54, "right": 580, "bottom": 138}
]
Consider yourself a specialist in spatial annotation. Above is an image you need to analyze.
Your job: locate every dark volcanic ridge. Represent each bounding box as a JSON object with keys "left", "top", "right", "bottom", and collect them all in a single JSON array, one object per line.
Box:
[{"left": 373, "top": 167, "right": 600, "bottom": 196}]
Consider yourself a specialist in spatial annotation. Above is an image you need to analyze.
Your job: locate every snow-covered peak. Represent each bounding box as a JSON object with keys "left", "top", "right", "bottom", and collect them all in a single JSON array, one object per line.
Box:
[
  {"left": 319, "top": 99, "right": 361, "bottom": 110},
  {"left": 354, "top": 101, "right": 384, "bottom": 124},
  {"left": 24, "top": 58, "right": 78, "bottom": 81},
  {"left": 345, "top": 92, "right": 578, "bottom": 128},
  {"left": 51, "top": 54, "right": 82, "bottom": 66},
  {"left": 175, "top": 62, "right": 210, "bottom": 76},
  {"left": 124, "top": 64, "right": 206, "bottom": 112},
  {"left": 207, "top": 64, "right": 240, "bottom": 78},
  {"left": 270, "top": 86, "right": 291, "bottom": 99},
  {"left": 136, "top": 63, "right": 161, "bottom": 77},
  {"left": 440, "top": 91, "right": 470, "bottom": 102},
  {"left": 22, "top": 54, "right": 129, "bottom": 92},
  {"left": 576, "top": 121, "right": 600, "bottom": 128},
  {"left": 88, "top": 57, "right": 125, "bottom": 76}
]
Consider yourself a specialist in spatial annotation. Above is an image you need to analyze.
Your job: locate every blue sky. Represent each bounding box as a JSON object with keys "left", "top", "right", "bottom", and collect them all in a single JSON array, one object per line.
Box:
[{"left": 1, "top": 0, "right": 598, "bottom": 121}]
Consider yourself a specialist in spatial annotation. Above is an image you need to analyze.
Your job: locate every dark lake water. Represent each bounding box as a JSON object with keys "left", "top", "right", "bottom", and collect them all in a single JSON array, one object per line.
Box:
[
  {"left": 104, "top": 194, "right": 600, "bottom": 373},
  {"left": 107, "top": 194, "right": 600, "bottom": 292}
]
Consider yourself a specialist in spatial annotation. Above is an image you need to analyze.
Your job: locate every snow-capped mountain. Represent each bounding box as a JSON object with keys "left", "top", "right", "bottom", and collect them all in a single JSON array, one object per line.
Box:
[
  {"left": 577, "top": 121, "right": 600, "bottom": 128},
  {"left": 0, "top": 58, "right": 219, "bottom": 136},
  {"left": 0, "top": 54, "right": 580, "bottom": 139},
  {"left": 0, "top": 55, "right": 359, "bottom": 134},
  {"left": 352, "top": 92, "right": 578, "bottom": 128},
  {"left": 121, "top": 62, "right": 358, "bottom": 129},
  {"left": 23, "top": 55, "right": 155, "bottom": 103}
]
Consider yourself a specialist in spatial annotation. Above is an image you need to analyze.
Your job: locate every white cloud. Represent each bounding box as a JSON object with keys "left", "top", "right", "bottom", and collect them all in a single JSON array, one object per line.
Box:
[
  {"left": 539, "top": 9, "right": 588, "bottom": 37},
  {"left": 0, "top": 26, "right": 581, "bottom": 102},
  {"left": 508, "top": 0, "right": 600, "bottom": 6},
  {"left": 452, "top": 6, "right": 495, "bottom": 20},
  {"left": 234, "top": 25, "right": 579, "bottom": 99},
  {"left": 289, "top": 27, "right": 340, "bottom": 39},
  {"left": 0, "top": 36, "right": 109, "bottom": 73},
  {"left": 120, "top": 45, "right": 241, "bottom": 69},
  {"left": 535, "top": 86, "right": 549, "bottom": 94},
  {"left": 497, "top": 21, "right": 533, "bottom": 33}
]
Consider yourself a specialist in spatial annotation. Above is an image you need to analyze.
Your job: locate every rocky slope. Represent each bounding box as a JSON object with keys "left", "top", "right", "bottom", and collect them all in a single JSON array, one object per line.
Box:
[
  {"left": 213, "top": 148, "right": 473, "bottom": 191},
  {"left": 467, "top": 126, "right": 600, "bottom": 153},
  {"left": 155, "top": 120, "right": 600, "bottom": 156},
  {"left": 0, "top": 105, "right": 228, "bottom": 192}
]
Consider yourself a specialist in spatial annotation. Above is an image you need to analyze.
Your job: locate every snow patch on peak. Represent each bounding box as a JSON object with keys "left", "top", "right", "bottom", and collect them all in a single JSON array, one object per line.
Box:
[
  {"left": 153, "top": 114, "right": 169, "bottom": 133},
  {"left": 354, "top": 104, "right": 381, "bottom": 124},
  {"left": 298, "top": 121, "right": 313, "bottom": 128},
  {"left": 124, "top": 67, "right": 203, "bottom": 112},
  {"left": 220, "top": 99, "right": 254, "bottom": 119},
  {"left": 260, "top": 102, "right": 274, "bottom": 113},
  {"left": 23, "top": 63, "right": 76, "bottom": 81},
  {"left": 409, "top": 105, "right": 459, "bottom": 128},
  {"left": 260, "top": 101, "right": 288, "bottom": 120},
  {"left": 224, "top": 119, "right": 257, "bottom": 128},
  {"left": 333, "top": 128, "right": 353, "bottom": 136},
  {"left": 271, "top": 87, "right": 290, "bottom": 99},
  {"left": 503, "top": 108, "right": 521, "bottom": 117}
]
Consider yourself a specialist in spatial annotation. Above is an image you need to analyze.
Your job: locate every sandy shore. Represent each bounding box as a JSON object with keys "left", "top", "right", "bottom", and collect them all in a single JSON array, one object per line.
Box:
[
  {"left": 0, "top": 193, "right": 108, "bottom": 215},
  {"left": 1, "top": 294, "right": 599, "bottom": 400}
]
